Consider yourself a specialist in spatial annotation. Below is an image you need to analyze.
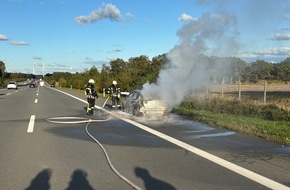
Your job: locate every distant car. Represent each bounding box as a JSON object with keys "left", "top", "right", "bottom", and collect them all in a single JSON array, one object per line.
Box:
[
  {"left": 39, "top": 81, "right": 44, "bottom": 87},
  {"left": 7, "top": 82, "right": 18, "bottom": 90},
  {"left": 29, "top": 83, "right": 37, "bottom": 88}
]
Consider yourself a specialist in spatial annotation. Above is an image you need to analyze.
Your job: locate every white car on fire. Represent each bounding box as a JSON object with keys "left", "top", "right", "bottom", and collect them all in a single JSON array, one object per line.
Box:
[{"left": 122, "top": 90, "right": 168, "bottom": 117}]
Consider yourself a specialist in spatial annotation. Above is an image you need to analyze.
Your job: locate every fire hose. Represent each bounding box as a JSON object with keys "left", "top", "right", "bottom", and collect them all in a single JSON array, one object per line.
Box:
[
  {"left": 101, "top": 96, "right": 110, "bottom": 111},
  {"left": 46, "top": 116, "right": 142, "bottom": 190}
]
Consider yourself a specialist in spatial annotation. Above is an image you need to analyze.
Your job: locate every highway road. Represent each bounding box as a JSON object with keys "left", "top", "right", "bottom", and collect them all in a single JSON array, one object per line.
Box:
[{"left": 0, "top": 85, "right": 289, "bottom": 190}]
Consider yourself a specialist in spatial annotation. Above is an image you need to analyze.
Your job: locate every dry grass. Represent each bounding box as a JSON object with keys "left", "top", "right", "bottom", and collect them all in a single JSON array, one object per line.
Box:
[{"left": 208, "top": 83, "right": 290, "bottom": 112}]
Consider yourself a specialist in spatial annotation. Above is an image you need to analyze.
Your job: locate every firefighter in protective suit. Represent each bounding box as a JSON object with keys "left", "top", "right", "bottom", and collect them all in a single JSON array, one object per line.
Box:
[
  {"left": 109, "top": 80, "right": 121, "bottom": 109},
  {"left": 85, "top": 79, "right": 98, "bottom": 115}
]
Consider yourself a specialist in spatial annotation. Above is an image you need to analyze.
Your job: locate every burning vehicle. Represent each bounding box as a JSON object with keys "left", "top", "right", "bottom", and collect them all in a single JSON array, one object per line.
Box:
[{"left": 122, "top": 90, "right": 169, "bottom": 117}]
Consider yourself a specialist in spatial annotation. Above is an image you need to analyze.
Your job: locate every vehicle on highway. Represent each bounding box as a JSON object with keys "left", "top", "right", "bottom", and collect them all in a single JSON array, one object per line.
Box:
[
  {"left": 39, "top": 81, "right": 44, "bottom": 87},
  {"left": 29, "top": 83, "right": 37, "bottom": 88},
  {"left": 122, "top": 90, "right": 168, "bottom": 117},
  {"left": 7, "top": 82, "right": 18, "bottom": 90}
]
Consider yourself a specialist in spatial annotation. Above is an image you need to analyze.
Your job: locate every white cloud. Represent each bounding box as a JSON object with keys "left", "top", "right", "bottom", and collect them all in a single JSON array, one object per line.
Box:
[
  {"left": 253, "top": 46, "right": 290, "bottom": 56},
  {"left": 106, "top": 57, "right": 114, "bottom": 61},
  {"left": 45, "top": 63, "right": 79, "bottom": 73},
  {"left": 0, "top": 34, "right": 9, "bottom": 41},
  {"left": 125, "top": 12, "right": 134, "bottom": 21},
  {"left": 270, "top": 33, "right": 290, "bottom": 40},
  {"left": 75, "top": 3, "right": 122, "bottom": 24},
  {"left": 178, "top": 13, "right": 197, "bottom": 22},
  {"left": 11, "top": 41, "right": 29, "bottom": 46}
]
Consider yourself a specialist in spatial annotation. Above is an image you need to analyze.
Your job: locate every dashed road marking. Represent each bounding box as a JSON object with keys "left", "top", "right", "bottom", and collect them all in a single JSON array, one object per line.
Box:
[
  {"left": 35, "top": 99, "right": 38, "bottom": 103},
  {"left": 27, "top": 115, "right": 35, "bottom": 133}
]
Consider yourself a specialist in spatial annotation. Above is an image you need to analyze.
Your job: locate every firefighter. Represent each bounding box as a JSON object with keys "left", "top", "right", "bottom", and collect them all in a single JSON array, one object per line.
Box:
[
  {"left": 85, "top": 79, "right": 98, "bottom": 115},
  {"left": 109, "top": 80, "right": 121, "bottom": 109}
]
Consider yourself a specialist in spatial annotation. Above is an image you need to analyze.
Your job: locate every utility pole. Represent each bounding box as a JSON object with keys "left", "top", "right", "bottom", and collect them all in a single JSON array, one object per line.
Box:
[
  {"left": 32, "top": 57, "right": 35, "bottom": 75},
  {"left": 42, "top": 61, "right": 44, "bottom": 78}
]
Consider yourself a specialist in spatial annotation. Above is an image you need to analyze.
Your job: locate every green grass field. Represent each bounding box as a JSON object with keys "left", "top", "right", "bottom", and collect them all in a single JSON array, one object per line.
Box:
[
  {"left": 174, "top": 106, "right": 290, "bottom": 145},
  {"left": 174, "top": 83, "right": 290, "bottom": 145}
]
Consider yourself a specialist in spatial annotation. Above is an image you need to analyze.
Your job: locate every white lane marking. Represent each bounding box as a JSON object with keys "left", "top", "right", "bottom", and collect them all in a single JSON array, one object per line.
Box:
[
  {"left": 118, "top": 116, "right": 289, "bottom": 190},
  {"left": 27, "top": 115, "right": 36, "bottom": 133},
  {"left": 50, "top": 87, "right": 290, "bottom": 190},
  {"left": 51, "top": 88, "right": 88, "bottom": 104},
  {"left": 35, "top": 99, "right": 38, "bottom": 103},
  {"left": 36, "top": 93, "right": 39, "bottom": 96}
]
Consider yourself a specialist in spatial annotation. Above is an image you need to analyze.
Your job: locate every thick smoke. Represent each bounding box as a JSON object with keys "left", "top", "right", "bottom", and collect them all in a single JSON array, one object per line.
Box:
[{"left": 141, "top": 11, "right": 239, "bottom": 109}]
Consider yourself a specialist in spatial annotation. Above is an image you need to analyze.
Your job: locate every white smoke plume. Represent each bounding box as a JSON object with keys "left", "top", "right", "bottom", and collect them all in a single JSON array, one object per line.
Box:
[{"left": 141, "top": 11, "right": 239, "bottom": 110}]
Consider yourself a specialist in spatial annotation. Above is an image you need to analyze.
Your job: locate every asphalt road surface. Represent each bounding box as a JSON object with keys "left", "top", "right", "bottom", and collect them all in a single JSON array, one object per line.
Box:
[{"left": 0, "top": 85, "right": 289, "bottom": 190}]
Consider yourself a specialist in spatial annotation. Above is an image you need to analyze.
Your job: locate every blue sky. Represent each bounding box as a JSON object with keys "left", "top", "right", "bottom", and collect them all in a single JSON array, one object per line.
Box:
[{"left": 1, "top": 0, "right": 290, "bottom": 75}]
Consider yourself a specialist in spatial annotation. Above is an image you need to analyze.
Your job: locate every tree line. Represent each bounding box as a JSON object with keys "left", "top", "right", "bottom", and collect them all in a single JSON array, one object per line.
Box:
[
  {"left": 0, "top": 60, "right": 34, "bottom": 87},
  {"left": 44, "top": 54, "right": 290, "bottom": 92},
  {"left": 44, "top": 54, "right": 166, "bottom": 92},
  {"left": 1, "top": 55, "right": 290, "bottom": 91}
]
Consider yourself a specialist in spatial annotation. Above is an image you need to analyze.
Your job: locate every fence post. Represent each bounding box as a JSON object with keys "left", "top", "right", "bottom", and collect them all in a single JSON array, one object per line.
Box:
[
  {"left": 221, "top": 77, "right": 224, "bottom": 97},
  {"left": 264, "top": 81, "right": 267, "bottom": 104},
  {"left": 238, "top": 80, "right": 241, "bottom": 100}
]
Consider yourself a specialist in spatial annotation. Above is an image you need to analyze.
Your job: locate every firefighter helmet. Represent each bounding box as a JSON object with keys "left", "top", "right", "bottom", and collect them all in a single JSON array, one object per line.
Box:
[
  {"left": 112, "top": 80, "right": 117, "bottom": 85},
  {"left": 88, "top": 79, "right": 95, "bottom": 84}
]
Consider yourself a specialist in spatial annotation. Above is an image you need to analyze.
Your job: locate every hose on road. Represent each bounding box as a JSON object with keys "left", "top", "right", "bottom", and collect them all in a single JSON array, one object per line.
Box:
[{"left": 47, "top": 116, "right": 142, "bottom": 190}]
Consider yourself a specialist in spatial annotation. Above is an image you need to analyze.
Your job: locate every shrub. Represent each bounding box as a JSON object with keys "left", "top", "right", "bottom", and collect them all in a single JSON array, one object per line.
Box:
[
  {"left": 259, "top": 104, "right": 289, "bottom": 121},
  {"left": 180, "top": 97, "right": 289, "bottom": 121}
]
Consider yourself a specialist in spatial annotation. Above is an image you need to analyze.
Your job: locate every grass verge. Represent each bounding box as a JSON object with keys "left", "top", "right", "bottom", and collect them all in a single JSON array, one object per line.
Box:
[{"left": 173, "top": 106, "right": 290, "bottom": 145}]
